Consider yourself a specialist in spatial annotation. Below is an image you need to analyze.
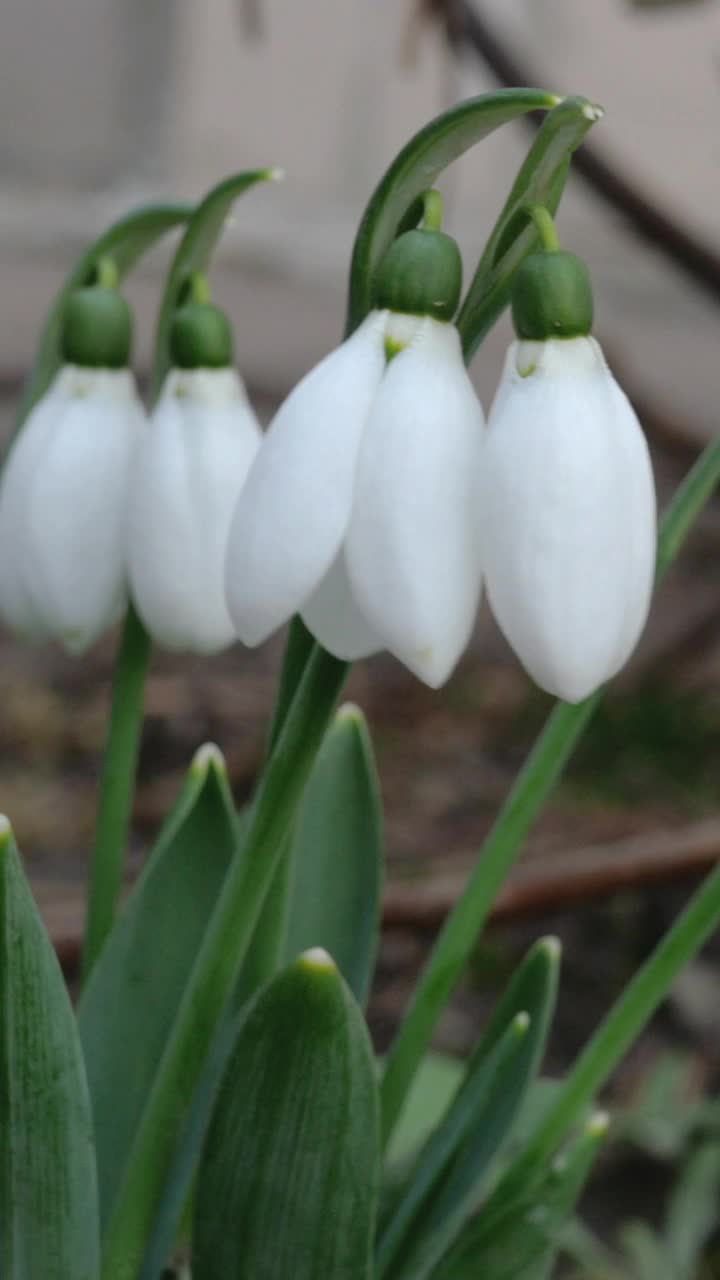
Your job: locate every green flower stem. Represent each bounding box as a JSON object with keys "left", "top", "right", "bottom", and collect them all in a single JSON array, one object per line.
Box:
[
  {"left": 504, "top": 857, "right": 720, "bottom": 1193},
  {"left": 234, "top": 617, "right": 319, "bottom": 1004},
  {"left": 524, "top": 203, "right": 560, "bottom": 252},
  {"left": 100, "top": 645, "right": 348, "bottom": 1280},
  {"left": 421, "top": 189, "right": 444, "bottom": 232},
  {"left": 94, "top": 256, "right": 120, "bottom": 289},
  {"left": 380, "top": 436, "right": 720, "bottom": 1147},
  {"left": 81, "top": 605, "right": 151, "bottom": 984}
]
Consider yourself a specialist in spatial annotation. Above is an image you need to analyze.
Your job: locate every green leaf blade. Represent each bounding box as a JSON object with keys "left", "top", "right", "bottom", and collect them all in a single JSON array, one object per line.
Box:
[
  {"left": 193, "top": 950, "right": 380, "bottom": 1280},
  {"left": 284, "top": 703, "right": 383, "bottom": 1004},
  {"left": 78, "top": 745, "right": 238, "bottom": 1230},
  {"left": 457, "top": 95, "right": 603, "bottom": 360},
  {"left": 0, "top": 819, "right": 100, "bottom": 1279},
  {"left": 151, "top": 168, "right": 280, "bottom": 399},
  {"left": 379, "top": 938, "right": 560, "bottom": 1280},
  {"left": 345, "top": 88, "right": 562, "bottom": 335}
]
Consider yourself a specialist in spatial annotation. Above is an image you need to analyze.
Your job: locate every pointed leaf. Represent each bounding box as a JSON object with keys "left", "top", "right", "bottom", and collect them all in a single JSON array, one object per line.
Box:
[
  {"left": 16, "top": 203, "right": 191, "bottom": 427},
  {"left": 457, "top": 96, "right": 603, "bottom": 360},
  {"left": 284, "top": 703, "right": 383, "bottom": 1004},
  {"left": 151, "top": 167, "right": 281, "bottom": 398},
  {"left": 78, "top": 745, "right": 238, "bottom": 1229},
  {"left": 433, "top": 1113, "right": 608, "bottom": 1280},
  {"left": 345, "top": 88, "right": 562, "bottom": 335},
  {"left": 379, "top": 939, "right": 560, "bottom": 1280},
  {"left": 0, "top": 818, "right": 100, "bottom": 1279},
  {"left": 193, "top": 949, "right": 380, "bottom": 1280}
]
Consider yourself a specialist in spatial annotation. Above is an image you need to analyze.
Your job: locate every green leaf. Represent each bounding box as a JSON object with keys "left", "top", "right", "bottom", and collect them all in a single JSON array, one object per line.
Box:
[
  {"left": 434, "top": 1113, "right": 608, "bottom": 1280},
  {"left": 0, "top": 818, "right": 100, "bottom": 1279},
  {"left": 193, "top": 949, "right": 380, "bottom": 1280},
  {"left": 457, "top": 95, "right": 603, "bottom": 361},
  {"left": 345, "top": 88, "right": 562, "bottom": 336},
  {"left": 378, "top": 938, "right": 560, "bottom": 1280},
  {"left": 150, "top": 167, "right": 280, "bottom": 400},
  {"left": 387, "top": 1053, "right": 466, "bottom": 1167},
  {"left": 16, "top": 203, "right": 191, "bottom": 428},
  {"left": 78, "top": 744, "right": 238, "bottom": 1231},
  {"left": 665, "top": 1141, "right": 720, "bottom": 1279},
  {"left": 283, "top": 703, "right": 383, "bottom": 1004}
]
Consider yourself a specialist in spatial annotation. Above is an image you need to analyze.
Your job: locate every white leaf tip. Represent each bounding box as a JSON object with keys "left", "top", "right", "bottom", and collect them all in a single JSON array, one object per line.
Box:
[
  {"left": 587, "top": 1110, "right": 611, "bottom": 1137},
  {"left": 0, "top": 814, "right": 11, "bottom": 844},
  {"left": 299, "top": 947, "right": 337, "bottom": 972},
  {"left": 191, "top": 742, "right": 226, "bottom": 777}
]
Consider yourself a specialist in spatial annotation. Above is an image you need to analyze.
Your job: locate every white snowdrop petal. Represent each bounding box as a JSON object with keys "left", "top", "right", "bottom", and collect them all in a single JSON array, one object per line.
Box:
[
  {"left": 301, "top": 552, "right": 383, "bottom": 660},
  {"left": 129, "top": 369, "right": 261, "bottom": 654},
  {"left": 22, "top": 370, "right": 146, "bottom": 653},
  {"left": 346, "top": 318, "right": 484, "bottom": 688},
  {"left": 483, "top": 337, "right": 656, "bottom": 703},
  {"left": 225, "top": 310, "right": 388, "bottom": 646},
  {"left": 0, "top": 383, "right": 63, "bottom": 638}
]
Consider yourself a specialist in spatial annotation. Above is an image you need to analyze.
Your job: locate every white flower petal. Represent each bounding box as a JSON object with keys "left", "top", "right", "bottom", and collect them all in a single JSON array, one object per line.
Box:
[
  {"left": 225, "top": 310, "right": 387, "bottom": 646},
  {"left": 0, "top": 381, "right": 63, "bottom": 638},
  {"left": 301, "top": 552, "right": 383, "bottom": 660},
  {"left": 22, "top": 368, "right": 146, "bottom": 653},
  {"left": 483, "top": 337, "right": 656, "bottom": 703},
  {"left": 346, "top": 318, "right": 484, "bottom": 688},
  {"left": 129, "top": 368, "right": 261, "bottom": 654}
]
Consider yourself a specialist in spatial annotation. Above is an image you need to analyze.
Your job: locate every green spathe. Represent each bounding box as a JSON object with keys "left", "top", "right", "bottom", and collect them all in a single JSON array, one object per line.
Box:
[
  {"left": 374, "top": 228, "right": 463, "bottom": 322},
  {"left": 61, "top": 286, "right": 133, "bottom": 369},
  {"left": 511, "top": 250, "right": 593, "bottom": 341}
]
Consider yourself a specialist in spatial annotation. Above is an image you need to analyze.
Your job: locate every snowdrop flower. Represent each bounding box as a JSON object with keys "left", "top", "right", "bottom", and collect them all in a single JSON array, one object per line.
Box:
[
  {"left": 226, "top": 200, "right": 485, "bottom": 687},
  {"left": 0, "top": 281, "right": 146, "bottom": 653},
  {"left": 128, "top": 300, "right": 262, "bottom": 654},
  {"left": 482, "top": 239, "right": 656, "bottom": 703}
]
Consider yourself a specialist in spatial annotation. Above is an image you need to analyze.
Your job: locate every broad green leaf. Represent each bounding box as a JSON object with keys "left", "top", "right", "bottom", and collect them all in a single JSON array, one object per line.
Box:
[
  {"left": 457, "top": 96, "right": 603, "bottom": 360},
  {"left": 387, "top": 1053, "right": 466, "bottom": 1167},
  {"left": 193, "top": 949, "right": 380, "bottom": 1280},
  {"left": 78, "top": 744, "right": 238, "bottom": 1230},
  {"left": 16, "top": 203, "right": 190, "bottom": 428},
  {"left": 345, "top": 88, "right": 561, "bottom": 336},
  {"left": 0, "top": 818, "right": 99, "bottom": 1279},
  {"left": 150, "top": 167, "right": 280, "bottom": 399},
  {"left": 433, "top": 1113, "right": 608, "bottom": 1280},
  {"left": 378, "top": 938, "right": 560, "bottom": 1280},
  {"left": 283, "top": 703, "right": 383, "bottom": 1004}
]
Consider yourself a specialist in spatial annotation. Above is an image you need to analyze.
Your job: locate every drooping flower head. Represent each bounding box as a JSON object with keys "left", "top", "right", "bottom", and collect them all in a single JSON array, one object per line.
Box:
[
  {"left": 0, "top": 268, "right": 146, "bottom": 653},
  {"left": 225, "top": 192, "right": 485, "bottom": 687},
  {"left": 481, "top": 215, "right": 657, "bottom": 703},
  {"left": 128, "top": 287, "right": 262, "bottom": 654}
]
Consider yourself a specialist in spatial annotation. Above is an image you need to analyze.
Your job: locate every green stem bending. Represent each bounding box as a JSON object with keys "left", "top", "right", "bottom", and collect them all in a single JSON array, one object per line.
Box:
[
  {"left": 524, "top": 203, "right": 560, "bottom": 252},
  {"left": 81, "top": 605, "right": 151, "bottom": 985},
  {"left": 380, "top": 435, "right": 720, "bottom": 1148},
  {"left": 421, "top": 189, "right": 444, "bottom": 233},
  {"left": 100, "top": 646, "right": 348, "bottom": 1280}
]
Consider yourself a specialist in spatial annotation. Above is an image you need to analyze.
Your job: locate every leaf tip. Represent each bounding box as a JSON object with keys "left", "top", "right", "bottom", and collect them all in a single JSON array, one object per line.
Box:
[
  {"left": 335, "top": 701, "right": 365, "bottom": 726},
  {"left": 298, "top": 946, "right": 337, "bottom": 974},
  {"left": 582, "top": 101, "right": 604, "bottom": 123},
  {"left": 513, "top": 1010, "right": 531, "bottom": 1035},
  {"left": 191, "top": 741, "right": 227, "bottom": 779},
  {"left": 539, "top": 935, "right": 562, "bottom": 962},
  {"left": 265, "top": 166, "right": 285, "bottom": 183},
  {"left": 586, "top": 1109, "right": 610, "bottom": 1139},
  {"left": 0, "top": 813, "right": 12, "bottom": 849}
]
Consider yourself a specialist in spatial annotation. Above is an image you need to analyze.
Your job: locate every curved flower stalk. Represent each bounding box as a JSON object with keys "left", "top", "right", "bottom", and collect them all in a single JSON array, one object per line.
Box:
[
  {"left": 482, "top": 222, "right": 656, "bottom": 703},
  {"left": 128, "top": 297, "right": 261, "bottom": 654},
  {"left": 226, "top": 199, "right": 485, "bottom": 689},
  {"left": 0, "top": 280, "right": 146, "bottom": 654}
]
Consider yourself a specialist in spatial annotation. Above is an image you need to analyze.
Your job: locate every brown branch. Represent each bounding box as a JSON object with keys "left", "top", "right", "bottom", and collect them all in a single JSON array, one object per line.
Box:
[{"left": 383, "top": 818, "right": 720, "bottom": 930}]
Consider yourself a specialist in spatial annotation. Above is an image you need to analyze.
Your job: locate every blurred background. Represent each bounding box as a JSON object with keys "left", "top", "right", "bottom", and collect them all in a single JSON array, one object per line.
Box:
[{"left": 3, "top": 0, "right": 720, "bottom": 1269}]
